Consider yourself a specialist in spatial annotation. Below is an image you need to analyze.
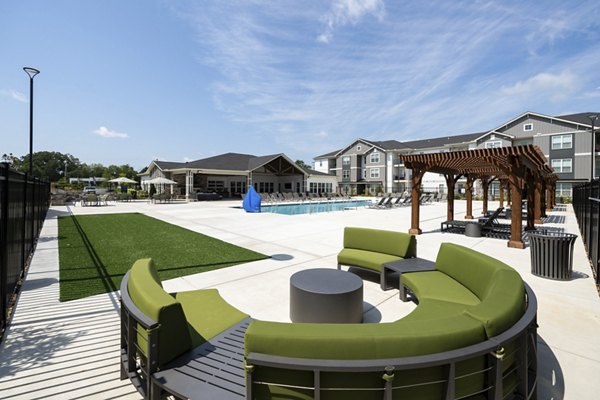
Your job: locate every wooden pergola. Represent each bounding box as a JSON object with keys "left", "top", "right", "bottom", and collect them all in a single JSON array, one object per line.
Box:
[{"left": 401, "top": 145, "right": 558, "bottom": 249}]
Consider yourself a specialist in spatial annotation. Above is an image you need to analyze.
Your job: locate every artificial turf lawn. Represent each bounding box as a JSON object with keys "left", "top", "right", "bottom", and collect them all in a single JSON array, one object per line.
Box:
[{"left": 57, "top": 213, "right": 268, "bottom": 302}]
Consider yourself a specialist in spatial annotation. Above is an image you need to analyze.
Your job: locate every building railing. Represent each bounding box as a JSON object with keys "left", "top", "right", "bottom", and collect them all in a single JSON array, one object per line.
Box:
[
  {"left": 0, "top": 163, "right": 50, "bottom": 341},
  {"left": 572, "top": 180, "right": 600, "bottom": 284}
]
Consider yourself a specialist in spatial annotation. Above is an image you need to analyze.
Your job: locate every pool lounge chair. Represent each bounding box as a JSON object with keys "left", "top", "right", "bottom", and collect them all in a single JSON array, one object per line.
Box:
[
  {"left": 441, "top": 207, "right": 504, "bottom": 234},
  {"left": 367, "top": 196, "right": 387, "bottom": 208}
]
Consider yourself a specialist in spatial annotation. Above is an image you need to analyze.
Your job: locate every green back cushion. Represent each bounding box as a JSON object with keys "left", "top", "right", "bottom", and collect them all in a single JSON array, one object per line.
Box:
[
  {"left": 175, "top": 289, "right": 249, "bottom": 348},
  {"left": 127, "top": 258, "right": 192, "bottom": 367},
  {"left": 463, "top": 269, "right": 526, "bottom": 337},
  {"left": 337, "top": 249, "right": 404, "bottom": 273},
  {"left": 435, "top": 243, "right": 506, "bottom": 300},
  {"left": 245, "top": 316, "right": 486, "bottom": 400},
  {"left": 343, "top": 227, "right": 416, "bottom": 258}
]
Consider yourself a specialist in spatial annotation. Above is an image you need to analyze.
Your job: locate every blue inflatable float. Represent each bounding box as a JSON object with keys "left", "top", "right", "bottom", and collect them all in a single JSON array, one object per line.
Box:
[{"left": 242, "top": 186, "right": 261, "bottom": 213}]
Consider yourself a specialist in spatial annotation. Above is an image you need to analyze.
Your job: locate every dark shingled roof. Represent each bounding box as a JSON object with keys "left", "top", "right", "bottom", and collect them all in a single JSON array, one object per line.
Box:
[
  {"left": 555, "top": 112, "right": 599, "bottom": 126},
  {"left": 314, "top": 149, "right": 341, "bottom": 159},
  {"left": 370, "top": 140, "right": 411, "bottom": 150},
  {"left": 402, "top": 132, "right": 484, "bottom": 150},
  {"left": 154, "top": 160, "right": 187, "bottom": 170},
  {"left": 185, "top": 152, "right": 260, "bottom": 171}
]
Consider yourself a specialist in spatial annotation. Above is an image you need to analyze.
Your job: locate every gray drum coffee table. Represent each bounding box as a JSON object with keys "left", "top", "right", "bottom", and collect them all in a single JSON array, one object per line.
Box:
[{"left": 290, "top": 268, "right": 363, "bottom": 323}]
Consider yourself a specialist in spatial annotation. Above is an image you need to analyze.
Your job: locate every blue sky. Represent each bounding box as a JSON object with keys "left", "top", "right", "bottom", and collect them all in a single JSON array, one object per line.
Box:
[{"left": 1, "top": 0, "right": 599, "bottom": 170}]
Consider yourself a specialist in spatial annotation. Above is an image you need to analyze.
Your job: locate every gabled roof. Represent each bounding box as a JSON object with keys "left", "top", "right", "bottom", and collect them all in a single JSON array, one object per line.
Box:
[
  {"left": 154, "top": 160, "right": 187, "bottom": 170},
  {"left": 402, "top": 132, "right": 483, "bottom": 150},
  {"left": 555, "top": 112, "right": 599, "bottom": 126},
  {"left": 314, "top": 149, "right": 341, "bottom": 159},
  {"left": 155, "top": 152, "right": 307, "bottom": 175},
  {"left": 370, "top": 140, "right": 411, "bottom": 150}
]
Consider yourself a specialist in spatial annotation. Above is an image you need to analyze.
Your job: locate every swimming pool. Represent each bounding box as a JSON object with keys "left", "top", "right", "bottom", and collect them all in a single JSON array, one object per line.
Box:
[{"left": 260, "top": 200, "right": 370, "bottom": 215}]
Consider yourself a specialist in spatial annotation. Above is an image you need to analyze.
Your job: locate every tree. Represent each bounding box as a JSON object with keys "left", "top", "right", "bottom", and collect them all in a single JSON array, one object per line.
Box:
[{"left": 295, "top": 160, "right": 312, "bottom": 170}]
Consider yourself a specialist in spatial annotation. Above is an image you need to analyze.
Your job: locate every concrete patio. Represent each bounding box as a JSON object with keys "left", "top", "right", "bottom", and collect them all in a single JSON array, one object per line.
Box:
[{"left": 0, "top": 199, "right": 598, "bottom": 399}]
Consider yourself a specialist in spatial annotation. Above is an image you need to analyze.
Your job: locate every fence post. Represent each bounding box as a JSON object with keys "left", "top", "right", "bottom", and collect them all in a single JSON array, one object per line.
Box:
[{"left": 0, "top": 164, "right": 10, "bottom": 331}]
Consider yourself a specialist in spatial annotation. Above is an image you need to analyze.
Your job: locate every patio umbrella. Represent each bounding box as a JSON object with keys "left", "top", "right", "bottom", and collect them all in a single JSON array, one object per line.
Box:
[
  {"left": 146, "top": 177, "right": 177, "bottom": 185},
  {"left": 108, "top": 177, "right": 138, "bottom": 184}
]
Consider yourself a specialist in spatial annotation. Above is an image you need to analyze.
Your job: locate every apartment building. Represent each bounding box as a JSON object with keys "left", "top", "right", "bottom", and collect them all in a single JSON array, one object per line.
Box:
[{"left": 314, "top": 111, "right": 598, "bottom": 197}]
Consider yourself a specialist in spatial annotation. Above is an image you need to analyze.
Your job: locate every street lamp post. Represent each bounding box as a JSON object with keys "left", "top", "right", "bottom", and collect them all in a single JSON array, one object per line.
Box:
[{"left": 23, "top": 67, "right": 40, "bottom": 176}]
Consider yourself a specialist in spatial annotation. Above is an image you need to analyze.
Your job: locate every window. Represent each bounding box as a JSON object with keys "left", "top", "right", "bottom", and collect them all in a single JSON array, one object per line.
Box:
[
  {"left": 551, "top": 158, "right": 572, "bottom": 173},
  {"left": 319, "top": 160, "right": 323, "bottom": 167},
  {"left": 551, "top": 134, "right": 573, "bottom": 150},
  {"left": 523, "top": 123, "right": 533, "bottom": 131},
  {"left": 357, "top": 145, "right": 361, "bottom": 151},
  {"left": 555, "top": 182, "right": 572, "bottom": 197},
  {"left": 342, "top": 170, "right": 350, "bottom": 179},
  {"left": 370, "top": 168, "right": 380, "bottom": 178},
  {"left": 370, "top": 152, "right": 380, "bottom": 163},
  {"left": 342, "top": 156, "right": 351, "bottom": 165},
  {"left": 485, "top": 141, "right": 502, "bottom": 148}
]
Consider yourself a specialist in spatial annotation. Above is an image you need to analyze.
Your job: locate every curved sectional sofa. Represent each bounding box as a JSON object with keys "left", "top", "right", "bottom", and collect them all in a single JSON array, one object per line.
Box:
[{"left": 120, "top": 240, "right": 537, "bottom": 400}]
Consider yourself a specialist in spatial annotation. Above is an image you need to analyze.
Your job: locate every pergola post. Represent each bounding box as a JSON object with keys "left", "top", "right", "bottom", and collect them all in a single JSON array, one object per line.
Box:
[
  {"left": 499, "top": 180, "right": 505, "bottom": 209},
  {"left": 508, "top": 173, "right": 525, "bottom": 249},
  {"left": 533, "top": 175, "right": 542, "bottom": 224},
  {"left": 465, "top": 175, "right": 474, "bottom": 219},
  {"left": 444, "top": 174, "right": 458, "bottom": 222},
  {"left": 481, "top": 178, "right": 489, "bottom": 215},
  {"left": 409, "top": 165, "right": 426, "bottom": 235},
  {"left": 540, "top": 180, "right": 546, "bottom": 217},
  {"left": 525, "top": 172, "right": 536, "bottom": 231}
]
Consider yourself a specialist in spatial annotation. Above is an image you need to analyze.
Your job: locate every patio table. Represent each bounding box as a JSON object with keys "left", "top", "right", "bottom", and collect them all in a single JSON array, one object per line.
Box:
[
  {"left": 382, "top": 258, "right": 436, "bottom": 301},
  {"left": 290, "top": 268, "right": 363, "bottom": 323}
]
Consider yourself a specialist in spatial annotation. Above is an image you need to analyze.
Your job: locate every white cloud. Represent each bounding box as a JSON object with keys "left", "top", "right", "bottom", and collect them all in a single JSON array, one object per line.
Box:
[
  {"left": 501, "top": 71, "right": 578, "bottom": 101},
  {"left": 318, "top": 0, "right": 385, "bottom": 43},
  {"left": 1, "top": 89, "right": 27, "bottom": 103},
  {"left": 93, "top": 126, "right": 129, "bottom": 139}
]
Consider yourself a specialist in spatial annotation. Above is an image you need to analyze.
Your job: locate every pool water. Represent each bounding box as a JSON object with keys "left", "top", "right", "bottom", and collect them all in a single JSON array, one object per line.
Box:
[{"left": 261, "top": 200, "right": 370, "bottom": 215}]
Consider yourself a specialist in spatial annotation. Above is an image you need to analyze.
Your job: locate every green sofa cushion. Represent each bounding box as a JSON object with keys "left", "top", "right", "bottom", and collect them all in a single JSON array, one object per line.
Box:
[
  {"left": 434, "top": 243, "right": 508, "bottom": 300},
  {"left": 463, "top": 269, "right": 526, "bottom": 338},
  {"left": 342, "top": 227, "right": 416, "bottom": 259},
  {"left": 401, "top": 271, "right": 481, "bottom": 306},
  {"left": 337, "top": 248, "right": 403, "bottom": 273},
  {"left": 175, "top": 289, "right": 249, "bottom": 348},
  {"left": 127, "top": 258, "right": 192, "bottom": 367}
]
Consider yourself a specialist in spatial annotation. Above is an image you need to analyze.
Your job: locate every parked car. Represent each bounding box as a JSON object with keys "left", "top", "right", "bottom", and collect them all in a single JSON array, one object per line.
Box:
[{"left": 83, "top": 186, "right": 96, "bottom": 194}]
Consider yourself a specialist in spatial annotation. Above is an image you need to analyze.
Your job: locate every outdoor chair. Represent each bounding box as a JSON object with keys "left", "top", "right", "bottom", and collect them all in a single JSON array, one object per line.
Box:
[
  {"left": 367, "top": 196, "right": 387, "bottom": 209},
  {"left": 441, "top": 207, "right": 505, "bottom": 234}
]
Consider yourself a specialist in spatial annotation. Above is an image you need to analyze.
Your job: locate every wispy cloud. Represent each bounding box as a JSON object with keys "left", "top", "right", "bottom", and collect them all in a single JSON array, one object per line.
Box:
[
  {"left": 93, "top": 126, "right": 129, "bottom": 139},
  {"left": 501, "top": 71, "right": 578, "bottom": 102},
  {"left": 1, "top": 89, "right": 27, "bottom": 103},
  {"left": 175, "top": 1, "right": 600, "bottom": 157},
  {"left": 318, "top": 0, "right": 385, "bottom": 43}
]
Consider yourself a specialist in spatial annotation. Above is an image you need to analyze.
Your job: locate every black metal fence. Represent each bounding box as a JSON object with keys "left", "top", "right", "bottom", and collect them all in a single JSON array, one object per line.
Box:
[
  {"left": 0, "top": 163, "right": 50, "bottom": 338},
  {"left": 573, "top": 180, "right": 600, "bottom": 284}
]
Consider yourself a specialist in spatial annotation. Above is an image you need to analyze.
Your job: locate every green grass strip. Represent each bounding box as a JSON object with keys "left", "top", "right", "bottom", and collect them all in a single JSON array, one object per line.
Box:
[{"left": 57, "top": 213, "right": 268, "bottom": 302}]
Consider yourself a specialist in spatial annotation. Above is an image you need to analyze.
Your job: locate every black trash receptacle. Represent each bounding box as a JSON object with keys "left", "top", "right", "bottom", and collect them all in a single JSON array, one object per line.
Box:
[{"left": 529, "top": 232, "right": 577, "bottom": 280}]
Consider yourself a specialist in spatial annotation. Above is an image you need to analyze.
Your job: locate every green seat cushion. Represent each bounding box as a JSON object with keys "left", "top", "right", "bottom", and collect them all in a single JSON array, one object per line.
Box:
[
  {"left": 245, "top": 313, "right": 484, "bottom": 360},
  {"left": 463, "top": 269, "right": 526, "bottom": 337},
  {"left": 401, "top": 271, "right": 480, "bottom": 306},
  {"left": 435, "top": 243, "right": 508, "bottom": 300},
  {"left": 337, "top": 248, "right": 402, "bottom": 272},
  {"left": 127, "top": 258, "right": 192, "bottom": 367},
  {"left": 343, "top": 227, "right": 417, "bottom": 258},
  {"left": 175, "top": 289, "right": 249, "bottom": 348}
]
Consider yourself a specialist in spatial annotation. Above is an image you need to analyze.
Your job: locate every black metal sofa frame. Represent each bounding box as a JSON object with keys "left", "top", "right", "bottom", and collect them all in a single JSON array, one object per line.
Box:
[
  {"left": 441, "top": 207, "right": 506, "bottom": 235},
  {"left": 120, "top": 270, "right": 538, "bottom": 400}
]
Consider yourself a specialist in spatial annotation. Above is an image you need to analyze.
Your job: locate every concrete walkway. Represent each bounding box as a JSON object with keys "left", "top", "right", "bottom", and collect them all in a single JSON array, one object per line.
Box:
[{"left": 0, "top": 199, "right": 598, "bottom": 399}]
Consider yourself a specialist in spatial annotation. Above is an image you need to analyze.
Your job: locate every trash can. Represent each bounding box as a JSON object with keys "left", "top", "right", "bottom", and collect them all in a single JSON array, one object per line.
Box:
[
  {"left": 529, "top": 232, "right": 577, "bottom": 280},
  {"left": 465, "top": 222, "right": 482, "bottom": 237}
]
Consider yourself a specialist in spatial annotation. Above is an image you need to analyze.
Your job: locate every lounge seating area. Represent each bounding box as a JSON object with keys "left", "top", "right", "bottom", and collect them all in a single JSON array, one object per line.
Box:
[
  {"left": 121, "top": 232, "right": 536, "bottom": 400},
  {"left": 3, "top": 199, "right": 596, "bottom": 400},
  {"left": 441, "top": 207, "right": 512, "bottom": 238}
]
